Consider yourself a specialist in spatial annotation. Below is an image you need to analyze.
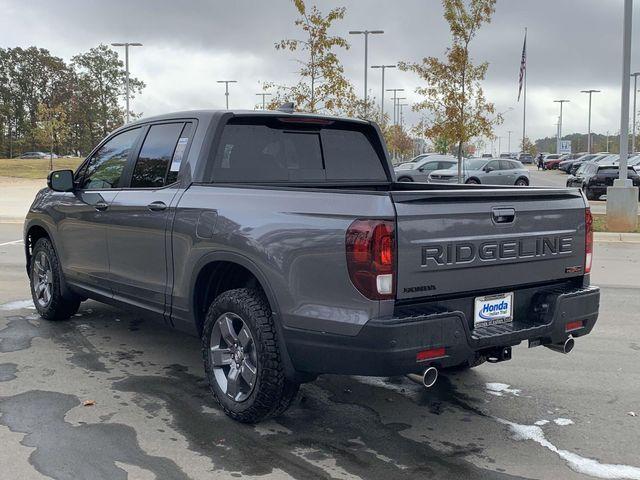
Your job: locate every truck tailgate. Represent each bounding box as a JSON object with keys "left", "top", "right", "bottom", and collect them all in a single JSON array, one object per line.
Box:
[{"left": 391, "top": 188, "right": 587, "bottom": 300}]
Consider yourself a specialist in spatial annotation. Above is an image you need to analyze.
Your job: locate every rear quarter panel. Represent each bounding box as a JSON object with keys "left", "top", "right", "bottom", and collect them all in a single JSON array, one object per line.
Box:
[{"left": 171, "top": 185, "right": 396, "bottom": 336}]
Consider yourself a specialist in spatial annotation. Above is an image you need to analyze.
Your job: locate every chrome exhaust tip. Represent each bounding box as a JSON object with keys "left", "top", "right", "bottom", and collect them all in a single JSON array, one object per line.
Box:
[
  {"left": 422, "top": 366, "right": 438, "bottom": 388},
  {"left": 544, "top": 336, "right": 575, "bottom": 354}
]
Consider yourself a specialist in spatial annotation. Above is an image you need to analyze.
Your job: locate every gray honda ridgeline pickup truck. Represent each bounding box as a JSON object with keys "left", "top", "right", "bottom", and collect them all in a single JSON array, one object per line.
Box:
[{"left": 24, "top": 109, "right": 600, "bottom": 423}]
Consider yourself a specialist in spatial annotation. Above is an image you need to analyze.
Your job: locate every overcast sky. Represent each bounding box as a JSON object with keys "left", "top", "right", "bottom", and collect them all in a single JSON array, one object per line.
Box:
[{"left": 2, "top": 0, "right": 639, "bottom": 149}]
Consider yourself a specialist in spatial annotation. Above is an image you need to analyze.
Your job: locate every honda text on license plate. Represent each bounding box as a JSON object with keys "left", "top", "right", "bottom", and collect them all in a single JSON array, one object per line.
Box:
[{"left": 474, "top": 292, "right": 514, "bottom": 328}]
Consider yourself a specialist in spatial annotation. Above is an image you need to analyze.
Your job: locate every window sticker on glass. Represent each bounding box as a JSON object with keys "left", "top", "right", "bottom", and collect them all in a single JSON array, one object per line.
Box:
[{"left": 170, "top": 137, "right": 189, "bottom": 172}]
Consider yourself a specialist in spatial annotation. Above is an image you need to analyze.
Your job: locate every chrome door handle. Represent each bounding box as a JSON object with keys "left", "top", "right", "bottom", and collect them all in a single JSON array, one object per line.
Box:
[
  {"left": 94, "top": 201, "right": 109, "bottom": 211},
  {"left": 147, "top": 201, "right": 167, "bottom": 212}
]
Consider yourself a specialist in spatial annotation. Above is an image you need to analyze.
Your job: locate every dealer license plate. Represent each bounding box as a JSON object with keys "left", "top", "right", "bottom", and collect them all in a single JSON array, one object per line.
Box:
[{"left": 474, "top": 292, "right": 513, "bottom": 328}]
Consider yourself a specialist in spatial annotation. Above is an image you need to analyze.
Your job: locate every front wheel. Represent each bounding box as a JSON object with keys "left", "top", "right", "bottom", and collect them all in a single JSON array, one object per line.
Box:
[
  {"left": 465, "top": 178, "right": 480, "bottom": 184},
  {"left": 202, "top": 288, "right": 299, "bottom": 423},
  {"left": 515, "top": 177, "right": 529, "bottom": 186},
  {"left": 29, "top": 238, "right": 81, "bottom": 320},
  {"left": 397, "top": 176, "right": 413, "bottom": 182}
]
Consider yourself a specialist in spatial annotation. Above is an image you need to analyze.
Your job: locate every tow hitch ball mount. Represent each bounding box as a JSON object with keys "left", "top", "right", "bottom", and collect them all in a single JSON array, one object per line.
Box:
[{"left": 486, "top": 346, "right": 512, "bottom": 363}]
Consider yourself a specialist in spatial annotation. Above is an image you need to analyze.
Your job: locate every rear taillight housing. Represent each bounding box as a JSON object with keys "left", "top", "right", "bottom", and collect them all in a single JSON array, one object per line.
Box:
[
  {"left": 585, "top": 207, "right": 593, "bottom": 274},
  {"left": 346, "top": 219, "right": 395, "bottom": 300}
]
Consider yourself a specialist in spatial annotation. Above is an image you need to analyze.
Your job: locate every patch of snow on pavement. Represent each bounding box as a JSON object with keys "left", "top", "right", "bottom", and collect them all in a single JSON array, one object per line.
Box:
[
  {"left": 497, "top": 418, "right": 640, "bottom": 479},
  {"left": 554, "top": 418, "right": 574, "bottom": 426},
  {"left": 0, "top": 299, "right": 35, "bottom": 311},
  {"left": 485, "top": 382, "right": 521, "bottom": 397},
  {"left": 534, "top": 420, "right": 550, "bottom": 426}
]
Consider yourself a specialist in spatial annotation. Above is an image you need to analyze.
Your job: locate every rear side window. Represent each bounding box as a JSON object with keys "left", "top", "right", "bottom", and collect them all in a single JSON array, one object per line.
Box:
[
  {"left": 321, "top": 129, "right": 386, "bottom": 181},
  {"left": 211, "top": 118, "right": 387, "bottom": 183},
  {"left": 131, "top": 123, "right": 185, "bottom": 188}
]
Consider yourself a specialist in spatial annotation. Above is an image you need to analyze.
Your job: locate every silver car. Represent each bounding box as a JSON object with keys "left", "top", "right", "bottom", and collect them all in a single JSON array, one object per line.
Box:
[
  {"left": 394, "top": 154, "right": 458, "bottom": 182},
  {"left": 428, "top": 158, "right": 530, "bottom": 186}
]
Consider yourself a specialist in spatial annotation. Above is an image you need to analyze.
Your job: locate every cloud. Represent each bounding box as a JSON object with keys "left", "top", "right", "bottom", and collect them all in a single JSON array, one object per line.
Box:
[{"left": 0, "top": 0, "right": 637, "bottom": 146}]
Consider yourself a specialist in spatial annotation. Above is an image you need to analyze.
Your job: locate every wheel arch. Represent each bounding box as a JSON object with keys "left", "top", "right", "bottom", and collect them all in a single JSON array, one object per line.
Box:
[
  {"left": 515, "top": 176, "right": 530, "bottom": 185},
  {"left": 465, "top": 177, "right": 481, "bottom": 184},
  {"left": 189, "top": 251, "right": 304, "bottom": 381},
  {"left": 24, "top": 220, "right": 56, "bottom": 275}
]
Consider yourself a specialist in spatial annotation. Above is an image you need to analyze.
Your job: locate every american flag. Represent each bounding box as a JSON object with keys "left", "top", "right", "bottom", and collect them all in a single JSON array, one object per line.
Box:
[{"left": 517, "top": 31, "right": 527, "bottom": 102}]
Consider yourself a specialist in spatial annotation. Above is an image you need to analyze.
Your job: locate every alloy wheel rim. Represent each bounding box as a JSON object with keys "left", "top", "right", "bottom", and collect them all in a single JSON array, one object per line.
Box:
[
  {"left": 209, "top": 312, "right": 258, "bottom": 402},
  {"left": 32, "top": 251, "right": 53, "bottom": 308}
]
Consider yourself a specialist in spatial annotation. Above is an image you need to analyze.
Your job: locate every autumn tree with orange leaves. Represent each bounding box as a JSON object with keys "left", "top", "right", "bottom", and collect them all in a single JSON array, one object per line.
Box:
[{"left": 400, "top": 0, "right": 502, "bottom": 182}]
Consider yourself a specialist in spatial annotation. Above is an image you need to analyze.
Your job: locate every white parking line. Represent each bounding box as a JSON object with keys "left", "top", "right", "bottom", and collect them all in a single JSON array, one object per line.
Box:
[{"left": 0, "top": 239, "right": 23, "bottom": 246}]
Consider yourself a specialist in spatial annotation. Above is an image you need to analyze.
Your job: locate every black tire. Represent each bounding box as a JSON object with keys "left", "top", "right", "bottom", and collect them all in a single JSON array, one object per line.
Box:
[
  {"left": 515, "top": 177, "right": 529, "bottom": 186},
  {"left": 585, "top": 188, "right": 599, "bottom": 201},
  {"left": 465, "top": 178, "right": 480, "bottom": 184},
  {"left": 29, "top": 238, "right": 81, "bottom": 321},
  {"left": 397, "top": 176, "right": 413, "bottom": 182},
  {"left": 202, "top": 288, "right": 299, "bottom": 423}
]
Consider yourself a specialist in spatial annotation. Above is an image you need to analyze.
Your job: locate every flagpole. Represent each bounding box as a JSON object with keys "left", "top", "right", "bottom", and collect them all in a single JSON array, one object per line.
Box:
[{"left": 522, "top": 27, "right": 527, "bottom": 153}]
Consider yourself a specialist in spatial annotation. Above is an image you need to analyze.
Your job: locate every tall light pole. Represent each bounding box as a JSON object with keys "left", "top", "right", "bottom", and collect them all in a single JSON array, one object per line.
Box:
[
  {"left": 394, "top": 97, "right": 406, "bottom": 126},
  {"left": 398, "top": 103, "right": 409, "bottom": 128},
  {"left": 371, "top": 64, "right": 396, "bottom": 123},
  {"left": 507, "top": 130, "right": 513, "bottom": 153},
  {"left": 607, "top": 0, "right": 638, "bottom": 232},
  {"left": 349, "top": 30, "right": 384, "bottom": 117},
  {"left": 580, "top": 90, "right": 600, "bottom": 153},
  {"left": 256, "top": 93, "right": 272, "bottom": 110},
  {"left": 553, "top": 100, "right": 570, "bottom": 153},
  {"left": 630, "top": 73, "right": 640, "bottom": 152},
  {"left": 386, "top": 88, "right": 404, "bottom": 125},
  {"left": 217, "top": 80, "right": 238, "bottom": 109},
  {"left": 111, "top": 42, "right": 143, "bottom": 124}
]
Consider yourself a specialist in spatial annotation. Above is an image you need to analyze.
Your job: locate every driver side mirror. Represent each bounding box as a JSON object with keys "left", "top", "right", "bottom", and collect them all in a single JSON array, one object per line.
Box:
[
  {"left": 47, "top": 169, "right": 75, "bottom": 192},
  {"left": 484, "top": 166, "right": 494, "bottom": 173}
]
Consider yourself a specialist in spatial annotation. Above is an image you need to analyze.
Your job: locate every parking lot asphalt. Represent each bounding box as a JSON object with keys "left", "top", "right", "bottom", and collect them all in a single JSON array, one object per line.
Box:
[{"left": 1, "top": 221, "right": 640, "bottom": 480}]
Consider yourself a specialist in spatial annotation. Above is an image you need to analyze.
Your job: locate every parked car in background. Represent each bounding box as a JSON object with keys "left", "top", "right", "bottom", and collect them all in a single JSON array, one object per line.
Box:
[
  {"left": 566, "top": 163, "right": 640, "bottom": 200},
  {"left": 543, "top": 154, "right": 568, "bottom": 170},
  {"left": 569, "top": 153, "right": 610, "bottom": 175},
  {"left": 559, "top": 153, "right": 599, "bottom": 173},
  {"left": 394, "top": 155, "right": 458, "bottom": 182},
  {"left": 19, "top": 151, "right": 52, "bottom": 159},
  {"left": 481, "top": 153, "right": 493, "bottom": 158},
  {"left": 518, "top": 153, "right": 533, "bottom": 164},
  {"left": 428, "top": 158, "right": 530, "bottom": 186}
]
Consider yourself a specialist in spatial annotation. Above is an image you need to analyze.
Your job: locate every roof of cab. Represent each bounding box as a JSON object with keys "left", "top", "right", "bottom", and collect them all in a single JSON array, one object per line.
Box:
[{"left": 123, "top": 109, "right": 370, "bottom": 129}]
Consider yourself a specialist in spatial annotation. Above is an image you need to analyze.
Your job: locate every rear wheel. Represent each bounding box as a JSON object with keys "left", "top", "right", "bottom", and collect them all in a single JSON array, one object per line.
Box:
[
  {"left": 397, "top": 176, "right": 413, "bottom": 182},
  {"left": 465, "top": 178, "right": 480, "bottom": 184},
  {"left": 202, "top": 288, "right": 299, "bottom": 423},
  {"left": 515, "top": 177, "right": 529, "bottom": 186},
  {"left": 585, "top": 188, "right": 599, "bottom": 201},
  {"left": 29, "top": 238, "right": 81, "bottom": 320}
]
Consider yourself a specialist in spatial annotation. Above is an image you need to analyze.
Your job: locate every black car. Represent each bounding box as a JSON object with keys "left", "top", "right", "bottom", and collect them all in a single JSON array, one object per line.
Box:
[
  {"left": 566, "top": 163, "right": 640, "bottom": 200},
  {"left": 559, "top": 153, "right": 598, "bottom": 173},
  {"left": 568, "top": 154, "right": 610, "bottom": 175}
]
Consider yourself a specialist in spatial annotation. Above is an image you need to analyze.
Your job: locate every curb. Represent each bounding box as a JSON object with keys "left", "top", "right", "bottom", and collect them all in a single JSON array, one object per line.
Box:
[{"left": 594, "top": 232, "right": 640, "bottom": 243}]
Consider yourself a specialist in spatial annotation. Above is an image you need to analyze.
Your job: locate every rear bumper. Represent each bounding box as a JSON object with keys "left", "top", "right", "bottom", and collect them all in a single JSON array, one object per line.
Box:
[{"left": 284, "top": 285, "right": 600, "bottom": 376}]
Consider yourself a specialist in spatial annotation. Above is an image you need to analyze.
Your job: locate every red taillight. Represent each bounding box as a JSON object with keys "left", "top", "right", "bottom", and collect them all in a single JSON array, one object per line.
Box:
[
  {"left": 565, "top": 320, "right": 584, "bottom": 332},
  {"left": 346, "top": 219, "right": 395, "bottom": 300},
  {"left": 585, "top": 207, "right": 593, "bottom": 274},
  {"left": 416, "top": 347, "right": 446, "bottom": 362}
]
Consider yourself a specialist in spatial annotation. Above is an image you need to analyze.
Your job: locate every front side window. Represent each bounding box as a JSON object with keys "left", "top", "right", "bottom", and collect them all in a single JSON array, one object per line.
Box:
[
  {"left": 486, "top": 160, "right": 500, "bottom": 171},
  {"left": 131, "top": 123, "right": 185, "bottom": 188},
  {"left": 80, "top": 128, "right": 141, "bottom": 189}
]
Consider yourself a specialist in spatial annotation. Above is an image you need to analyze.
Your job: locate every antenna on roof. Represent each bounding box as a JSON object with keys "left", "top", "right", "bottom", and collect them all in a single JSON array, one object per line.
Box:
[{"left": 278, "top": 102, "right": 295, "bottom": 113}]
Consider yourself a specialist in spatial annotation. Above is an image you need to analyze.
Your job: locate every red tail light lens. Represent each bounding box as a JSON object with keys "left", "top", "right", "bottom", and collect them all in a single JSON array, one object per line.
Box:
[
  {"left": 346, "top": 219, "right": 395, "bottom": 300},
  {"left": 585, "top": 207, "right": 593, "bottom": 274}
]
